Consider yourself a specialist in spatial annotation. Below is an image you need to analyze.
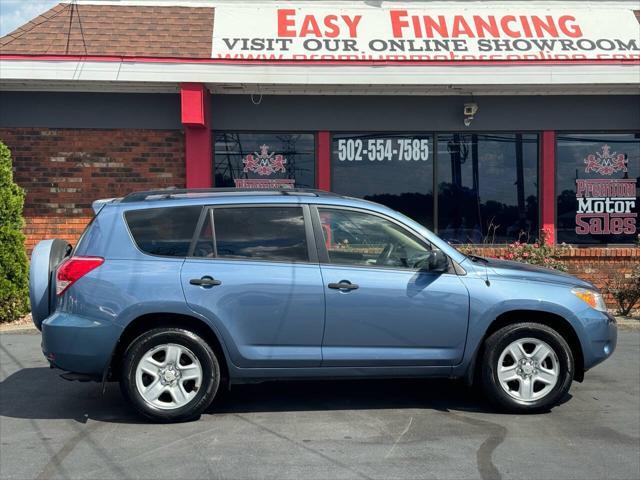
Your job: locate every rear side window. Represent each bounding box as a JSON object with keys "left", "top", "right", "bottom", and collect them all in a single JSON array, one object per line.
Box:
[
  {"left": 125, "top": 206, "right": 202, "bottom": 257},
  {"left": 196, "top": 206, "right": 309, "bottom": 262}
]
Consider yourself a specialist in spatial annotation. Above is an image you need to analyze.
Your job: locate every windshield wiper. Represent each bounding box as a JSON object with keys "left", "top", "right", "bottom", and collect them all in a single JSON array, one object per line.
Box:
[{"left": 467, "top": 254, "right": 489, "bottom": 264}]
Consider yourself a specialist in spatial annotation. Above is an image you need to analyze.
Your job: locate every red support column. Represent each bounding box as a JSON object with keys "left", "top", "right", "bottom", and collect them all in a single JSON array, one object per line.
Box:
[
  {"left": 316, "top": 131, "right": 331, "bottom": 191},
  {"left": 180, "top": 83, "right": 212, "bottom": 188},
  {"left": 540, "top": 131, "right": 556, "bottom": 245}
]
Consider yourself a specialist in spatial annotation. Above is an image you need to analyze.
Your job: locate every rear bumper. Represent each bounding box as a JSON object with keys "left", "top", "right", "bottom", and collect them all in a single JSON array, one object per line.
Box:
[
  {"left": 581, "top": 310, "right": 618, "bottom": 371},
  {"left": 41, "top": 312, "right": 123, "bottom": 375}
]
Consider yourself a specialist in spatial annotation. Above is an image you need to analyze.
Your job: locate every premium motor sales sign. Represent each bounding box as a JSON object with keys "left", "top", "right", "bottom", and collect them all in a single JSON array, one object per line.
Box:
[{"left": 211, "top": 4, "right": 640, "bottom": 62}]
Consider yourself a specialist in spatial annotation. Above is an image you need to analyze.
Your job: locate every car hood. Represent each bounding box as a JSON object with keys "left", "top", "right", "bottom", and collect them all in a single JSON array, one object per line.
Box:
[{"left": 480, "top": 257, "right": 595, "bottom": 290}]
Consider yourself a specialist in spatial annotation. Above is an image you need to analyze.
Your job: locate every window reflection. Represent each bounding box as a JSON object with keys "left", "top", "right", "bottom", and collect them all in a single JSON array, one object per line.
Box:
[
  {"left": 213, "top": 207, "right": 309, "bottom": 262},
  {"left": 437, "top": 134, "right": 539, "bottom": 244},
  {"left": 331, "top": 133, "right": 434, "bottom": 228}
]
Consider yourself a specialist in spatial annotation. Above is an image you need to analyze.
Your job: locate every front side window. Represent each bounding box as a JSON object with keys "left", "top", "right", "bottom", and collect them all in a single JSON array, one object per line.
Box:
[
  {"left": 197, "top": 206, "right": 309, "bottom": 262},
  {"left": 318, "top": 208, "right": 431, "bottom": 269},
  {"left": 214, "top": 133, "right": 315, "bottom": 189},
  {"left": 331, "top": 133, "right": 434, "bottom": 228},
  {"left": 125, "top": 206, "right": 202, "bottom": 257},
  {"left": 437, "top": 133, "right": 539, "bottom": 244},
  {"left": 556, "top": 133, "right": 639, "bottom": 245}
]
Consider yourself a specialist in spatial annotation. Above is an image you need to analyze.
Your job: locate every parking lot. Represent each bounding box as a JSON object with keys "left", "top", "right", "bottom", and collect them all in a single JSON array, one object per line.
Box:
[{"left": 0, "top": 329, "right": 638, "bottom": 480}]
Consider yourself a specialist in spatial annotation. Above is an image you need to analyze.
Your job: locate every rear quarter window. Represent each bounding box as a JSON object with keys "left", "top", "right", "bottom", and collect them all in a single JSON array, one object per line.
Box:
[
  {"left": 125, "top": 206, "right": 202, "bottom": 257},
  {"left": 73, "top": 214, "right": 99, "bottom": 256}
]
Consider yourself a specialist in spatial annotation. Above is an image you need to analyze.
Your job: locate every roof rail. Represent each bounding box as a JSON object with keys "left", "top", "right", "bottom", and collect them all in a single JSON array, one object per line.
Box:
[{"left": 121, "top": 187, "right": 331, "bottom": 203}]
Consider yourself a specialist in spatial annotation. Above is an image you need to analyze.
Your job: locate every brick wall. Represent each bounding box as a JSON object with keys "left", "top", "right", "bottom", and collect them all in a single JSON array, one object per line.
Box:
[
  {"left": 0, "top": 128, "right": 185, "bottom": 252},
  {"left": 473, "top": 246, "right": 640, "bottom": 305}
]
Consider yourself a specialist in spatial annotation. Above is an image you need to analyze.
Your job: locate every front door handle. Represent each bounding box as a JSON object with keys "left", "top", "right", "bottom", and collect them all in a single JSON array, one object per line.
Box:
[
  {"left": 328, "top": 281, "right": 359, "bottom": 291},
  {"left": 189, "top": 276, "right": 222, "bottom": 287}
]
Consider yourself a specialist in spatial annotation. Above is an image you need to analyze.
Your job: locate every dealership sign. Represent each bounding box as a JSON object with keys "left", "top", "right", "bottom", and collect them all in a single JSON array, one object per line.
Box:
[
  {"left": 243, "top": 144, "right": 288, "bottom": 176},
  {"left": 212, "top": 5, "right": 640, "bottom": 62},
  {"left": 575, "top": 145, "right": 637, "bottom": 236},
  {"left": 234, "top": 144, "right": 295, "bottom": 189}
]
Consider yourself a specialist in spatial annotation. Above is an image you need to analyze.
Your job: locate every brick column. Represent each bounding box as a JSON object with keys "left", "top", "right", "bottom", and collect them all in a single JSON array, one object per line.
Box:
[
  {"left": 181, "top": 83, "right": 212, "bottom": 188},
  {"left": 540, "top": 131, "right": 556, "bottom": 244}
]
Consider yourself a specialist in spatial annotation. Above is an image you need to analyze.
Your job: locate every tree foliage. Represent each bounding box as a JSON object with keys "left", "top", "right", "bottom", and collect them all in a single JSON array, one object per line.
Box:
[{"left": 0, "top": 141, "right": 29, "bottom": 322}]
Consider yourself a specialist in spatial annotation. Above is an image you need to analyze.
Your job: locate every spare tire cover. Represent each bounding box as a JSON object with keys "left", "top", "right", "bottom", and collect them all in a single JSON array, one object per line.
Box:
[{"left": 29, "top": 239, "right": 71, "bottom": 330}]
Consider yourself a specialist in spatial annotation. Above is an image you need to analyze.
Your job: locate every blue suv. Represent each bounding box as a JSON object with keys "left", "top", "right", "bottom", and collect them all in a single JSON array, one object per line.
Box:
[{"left": 29, "top": 188, "right": 617, "bottom": 422}]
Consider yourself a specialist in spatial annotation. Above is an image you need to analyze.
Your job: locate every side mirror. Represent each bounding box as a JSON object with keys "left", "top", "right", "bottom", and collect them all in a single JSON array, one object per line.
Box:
[{"left": 424, "top": 249, "right": 449, "bottom": 273}]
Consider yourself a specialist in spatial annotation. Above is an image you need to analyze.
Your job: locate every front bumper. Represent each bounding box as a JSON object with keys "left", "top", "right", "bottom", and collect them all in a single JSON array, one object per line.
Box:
[
  {"left": 581, "top": 310, "right": 617, "bottom": 371},
  {"left": 41, "top": 312, "right": 123, "bottom": 376}
]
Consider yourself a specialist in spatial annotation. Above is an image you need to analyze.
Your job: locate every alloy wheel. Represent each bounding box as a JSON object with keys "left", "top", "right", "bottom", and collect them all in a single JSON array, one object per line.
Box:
[
  {"left": 135, "top": 343, "right": 203, "bottom": 410},
  {"left": 496, "top": 337, "right": 560, "bottom": 403}
]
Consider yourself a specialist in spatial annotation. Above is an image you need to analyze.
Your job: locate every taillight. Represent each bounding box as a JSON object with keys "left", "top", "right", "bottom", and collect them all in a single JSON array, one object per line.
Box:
[{"left": 56, "top": 256, "right": 104, "bottom": 295}]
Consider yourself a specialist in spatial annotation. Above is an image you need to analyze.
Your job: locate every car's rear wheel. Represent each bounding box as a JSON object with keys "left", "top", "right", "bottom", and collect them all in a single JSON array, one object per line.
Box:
[
  {"left": 120, "top": 328, "right": 220, "bottom": 422},
  {"left": 481, "top": 322, "right": 574, "bottom": 413}
]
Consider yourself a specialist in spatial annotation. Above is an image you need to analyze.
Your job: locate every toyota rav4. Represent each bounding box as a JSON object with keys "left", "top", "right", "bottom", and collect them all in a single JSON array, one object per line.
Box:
[{"left": 29, "top": 188, "right": 617, "bottom": 422}]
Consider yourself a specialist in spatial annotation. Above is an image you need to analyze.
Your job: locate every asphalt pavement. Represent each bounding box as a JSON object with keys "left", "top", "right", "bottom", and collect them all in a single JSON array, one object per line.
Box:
[{"left": 0, "top": 330, "right": 638, "bottom": 480}]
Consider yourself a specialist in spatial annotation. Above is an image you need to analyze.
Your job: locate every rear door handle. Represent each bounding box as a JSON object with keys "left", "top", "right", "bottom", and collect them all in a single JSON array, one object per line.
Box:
[
  {"left": 189, "top": 276, "right": 222, "bottom": 287},
  {"left": 328, "top": 281, "right": 359, "bottom": 291}
]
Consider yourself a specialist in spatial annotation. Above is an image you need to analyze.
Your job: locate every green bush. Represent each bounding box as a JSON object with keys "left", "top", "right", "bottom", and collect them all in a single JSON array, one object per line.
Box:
[
  {"left": 605, "top": 265, "right": 640, "bottom": 317},
  {"left": 0, "top": 141, "right": 29, "bottom": 322}
]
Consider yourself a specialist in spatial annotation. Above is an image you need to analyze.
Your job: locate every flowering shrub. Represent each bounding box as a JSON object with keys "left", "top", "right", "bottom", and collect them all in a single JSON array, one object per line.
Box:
[
  {"left": 496, "top": 240, "right": 568, "bottom": 271},
  {"left": 458, "top": 229, "right": 569, "bottom": 272},
  {"left": 605, "top": 265, "right": 640, "bottom": 317}
]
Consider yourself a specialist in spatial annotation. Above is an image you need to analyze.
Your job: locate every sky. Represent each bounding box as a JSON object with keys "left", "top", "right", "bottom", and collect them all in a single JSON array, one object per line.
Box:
[{"left": 0, "top": 0, "right": 60, "bottom": 36}]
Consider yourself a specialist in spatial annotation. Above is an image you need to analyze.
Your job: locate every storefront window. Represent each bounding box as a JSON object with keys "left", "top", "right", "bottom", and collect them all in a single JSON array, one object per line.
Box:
[
  {"left": 331, "top": 133, "right": 434, "bottom": 228},
  {"left": 556, "top": 133, "right": 639, "bottom": 245},
  {"left": 437, "top": 134, "right": 539, "bottom": 244},
  {"left": 214, "top": 133, "right": 315, "bottom": 188}
]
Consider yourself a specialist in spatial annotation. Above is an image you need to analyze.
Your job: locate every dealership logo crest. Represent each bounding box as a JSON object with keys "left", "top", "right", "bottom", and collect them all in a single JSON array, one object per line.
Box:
[
  {"left": 243, "top": 145, "right": 287, "bottom": 176},
  {"left": 584, "top": 144, "right": 628, "bottom": 176}
]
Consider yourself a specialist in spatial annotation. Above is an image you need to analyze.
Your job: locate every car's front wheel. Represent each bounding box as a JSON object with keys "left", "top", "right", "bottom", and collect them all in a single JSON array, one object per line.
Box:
[
  {"left": 120, "top": 328, "right": 220, "bottom": 422},
  {"left": 481, "top": 322, "right": 574, "bottom": 413}
]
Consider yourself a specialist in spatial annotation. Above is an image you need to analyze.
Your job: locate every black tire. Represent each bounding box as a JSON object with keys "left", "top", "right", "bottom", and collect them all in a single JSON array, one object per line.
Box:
[
  {"left": 480, "top": 322, "right": 574, "bottom": 413},
  {"left": 120, "top": 328, "right": 220, "bottom": 423}
]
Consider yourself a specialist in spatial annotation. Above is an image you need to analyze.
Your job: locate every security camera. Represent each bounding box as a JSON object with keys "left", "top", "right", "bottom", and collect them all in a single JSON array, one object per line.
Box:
[
  {"left": 463, "top": 102, "right": 478, "bottom": 127},
  {"left": 464, "top": 103, "right": 478, "bottom": 117}
]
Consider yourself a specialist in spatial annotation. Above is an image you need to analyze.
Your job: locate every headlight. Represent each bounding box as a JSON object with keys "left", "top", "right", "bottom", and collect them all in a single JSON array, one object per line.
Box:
[{"left": 572, "top": 288, "right": 607, "bottom": 312}]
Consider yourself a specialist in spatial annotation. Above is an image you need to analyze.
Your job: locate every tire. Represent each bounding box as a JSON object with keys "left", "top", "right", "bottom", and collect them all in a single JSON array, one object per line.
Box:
[
  {"left": 120, "top": 328, "right": 220, "bottom": 423},
  {"left": 480, "top": 322, "right": 574, "bottom": 413}
]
